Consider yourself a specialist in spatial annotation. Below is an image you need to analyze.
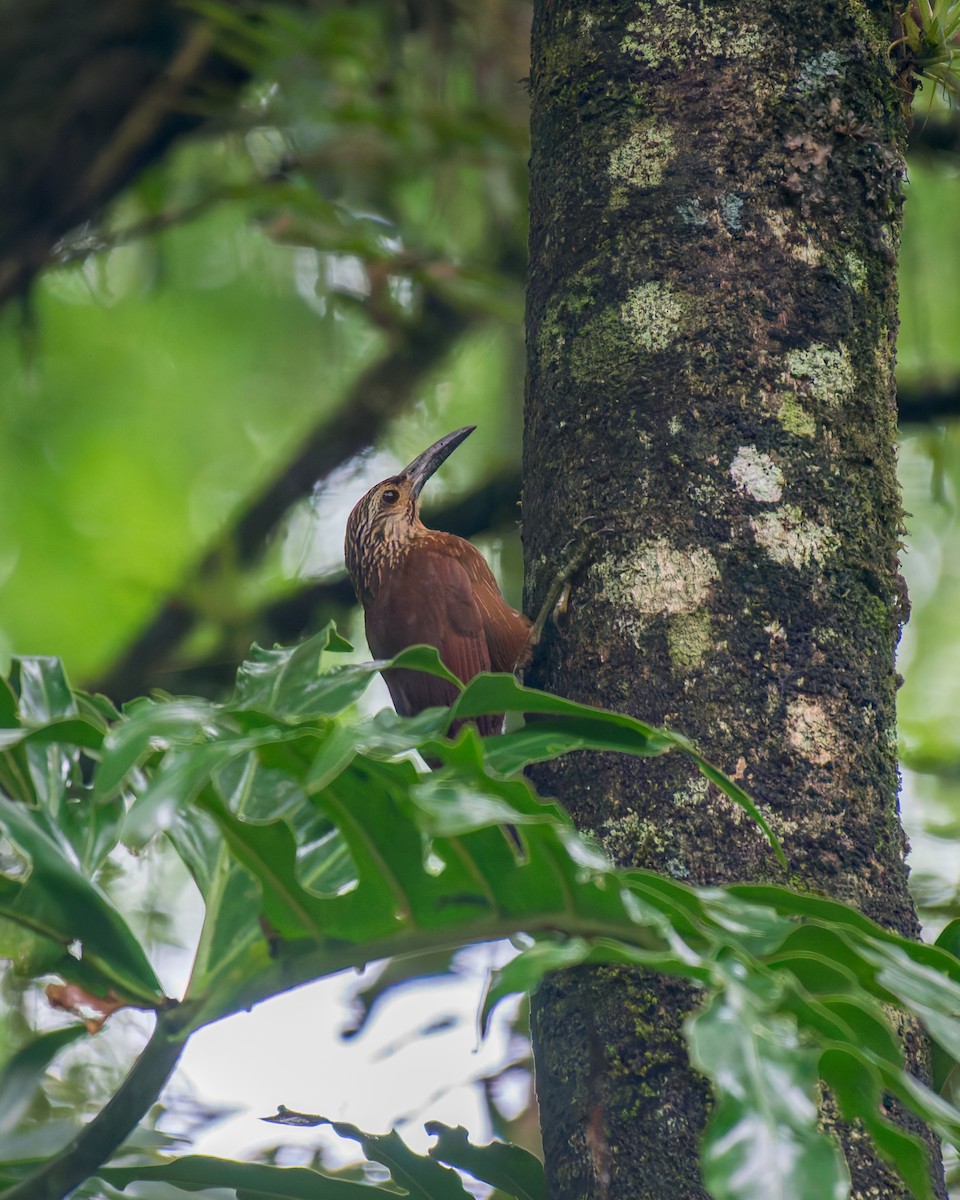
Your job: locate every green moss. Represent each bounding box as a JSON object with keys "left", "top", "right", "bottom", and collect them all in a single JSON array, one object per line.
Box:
[
  {"left": 620, "top": 8, "right": 763, "bottom": 69},
  {"left": 846, "top": 0, "right": 890, "bottom": 55},
  {"left": 668, "top": 610, "right": 713, "bottom": 669},
  {"left": 777, "top": 392, "right": 817, "bottom": 438}
]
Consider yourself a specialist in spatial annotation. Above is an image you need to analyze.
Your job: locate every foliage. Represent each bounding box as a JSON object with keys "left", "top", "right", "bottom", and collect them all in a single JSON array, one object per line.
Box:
[
  {"left": 0, "top": 631, "right": 958, "bottom": 1200},
  {"left": 900, "top": 0, "right": 960, "bottom": 99}
]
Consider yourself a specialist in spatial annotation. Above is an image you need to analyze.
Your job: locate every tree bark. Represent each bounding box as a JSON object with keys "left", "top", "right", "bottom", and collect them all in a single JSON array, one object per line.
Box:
[{"left": 523, "top": 2, "right": 945, "bottom": 1197}]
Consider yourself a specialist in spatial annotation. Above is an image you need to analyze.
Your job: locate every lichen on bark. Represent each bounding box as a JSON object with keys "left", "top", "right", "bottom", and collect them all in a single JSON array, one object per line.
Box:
[{"left": 523, "top": 1, "right": 944, "bottom": 1197}]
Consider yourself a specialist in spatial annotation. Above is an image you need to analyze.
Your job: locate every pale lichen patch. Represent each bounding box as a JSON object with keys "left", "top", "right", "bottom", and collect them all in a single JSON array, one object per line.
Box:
[
  {"left": 766, "top": 211, "right": 821, "bottom": 265},
  {"left": 730, "top": 446, "right": 784, "bottom": 503},
  {"left": 786, "top": 695, "right": 840, "bottom": 766},
  {"left": 620, "top": 13, "right": 763, "bottom": 69},
  {"left": 784, "top": 343, "right": 855, "bottom": 405},
  {"left": 751, "top": 505, "right": 839, "bottom": 569},
  {"left": 677, "top": 198, "right": 708, "bottom": 227},
  {"left": 621, "top": 282, "right": 687, "bottom": 351},
  {"left": 719, "top": 193, "right": 744, "bottom": 233},
  {"left": 843, "top": 251, "right": 867, "bottom": 292},
  {"left": 672, "top": 774, "right": 710, "bottom": 809},
  {"left": 796, "top": 49, "right": 846, "bottom": 94},
  {"left": 597, "top": 539, "right": 718, "bottom": 618},
  {"left": 608, "top": 121, "right": 675, "bottom": 189}
]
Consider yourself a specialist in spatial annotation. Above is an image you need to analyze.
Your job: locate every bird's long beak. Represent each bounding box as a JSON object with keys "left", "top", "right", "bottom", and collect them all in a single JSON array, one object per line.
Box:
[{"left": 401, "top": 426, "right": 476, "bottom": 498}]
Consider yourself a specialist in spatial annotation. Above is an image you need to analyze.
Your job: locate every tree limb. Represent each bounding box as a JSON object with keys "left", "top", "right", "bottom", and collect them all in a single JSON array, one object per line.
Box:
[{"left": 898, "top": 380, "right": 960, "bottom": 424}]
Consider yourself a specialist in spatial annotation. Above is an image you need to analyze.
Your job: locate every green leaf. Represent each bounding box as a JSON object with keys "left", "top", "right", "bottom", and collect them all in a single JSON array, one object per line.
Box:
[
  {"left": 95, "top": 697, "right": 223, "bottom": 803},
  {"left": 323, "top": 1120, "right": 473, "bottom": 1198},
  {"left": 0, "top": 678, "right": 18, "bottom": 729},
  {"left": 10, "top": 658, "right": 77, "bottom": 724},
  {"left": 935, "top": 918, "right": 960, "bottom": 961},
  {"left": 820, "top": 1049, "right": 935, "bottom": 1200},
  {"left": 0, "top": 795, "right": 164, "bottom": 1003},
  {"left": 426, "top": 1122, "right": 548, "bottom": 1200},
  {"left": 0, "top": 1025, "right": 87, "bottom": 1134},
  {"left": 100, "top": 1155, "right": 378, "bottom": 1198},
  {"left": 446, "top": 673, "right": 783, "bottom": 863},
  {"left": 688, "top": 963, "right": 850, "bottom": 1200},
  {"left": 231, "top": 627, "right": 457, "bottom": 720}
]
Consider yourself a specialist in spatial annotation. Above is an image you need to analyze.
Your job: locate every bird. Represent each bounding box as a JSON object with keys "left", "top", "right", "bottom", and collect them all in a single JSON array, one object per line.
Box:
[{"left": 345, "top": 426, "right": 531, "bottom": 736}]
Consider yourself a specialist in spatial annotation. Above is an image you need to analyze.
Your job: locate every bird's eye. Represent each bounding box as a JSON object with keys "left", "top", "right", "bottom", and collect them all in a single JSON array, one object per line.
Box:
[{"left": 381, "top": 488, "right": 401, "bottom": 506}]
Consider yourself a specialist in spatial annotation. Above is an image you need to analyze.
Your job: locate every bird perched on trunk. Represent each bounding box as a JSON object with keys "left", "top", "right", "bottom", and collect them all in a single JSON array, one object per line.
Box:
[{"left": 345, "top": 427, "right": 531, "bottom": 735}]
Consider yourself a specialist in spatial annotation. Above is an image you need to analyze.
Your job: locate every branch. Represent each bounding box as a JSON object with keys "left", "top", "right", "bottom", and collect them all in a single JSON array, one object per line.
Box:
[
  {"left": 907, "top": 111, "right": 960, "bottom": 159},
  {"left": 897, "top": 379, "right": 960, "bottom": 424},
  {"left": 0, "top": 1016, "right": 184, "bottom": 1200}
]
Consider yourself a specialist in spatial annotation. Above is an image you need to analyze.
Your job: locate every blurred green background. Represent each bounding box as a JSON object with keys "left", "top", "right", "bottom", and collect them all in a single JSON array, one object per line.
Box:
[{"left": 3, "top": 0, "right": 960, "bottom": 1175}]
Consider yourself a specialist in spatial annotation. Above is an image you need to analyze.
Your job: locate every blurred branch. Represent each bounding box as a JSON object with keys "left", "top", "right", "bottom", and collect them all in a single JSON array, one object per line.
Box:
[
  {"left": 0, "top": 0, "right": 252, "bottom": 307},
  {"left": 88, "top": 290, "right": 478, "bottom": 702},
  {"left": 907, "top": 111, "right": 960, "bottom": 159},
  {"left": 898, "top": 380, "right": 960, "bottom": 424}
]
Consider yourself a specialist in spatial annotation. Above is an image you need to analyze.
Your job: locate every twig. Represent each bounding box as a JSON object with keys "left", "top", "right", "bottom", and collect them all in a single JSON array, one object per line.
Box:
[
  {"left": 898, "top": 379, "right": 960, "bottom": 424},
  {"left": 77, "top": 23, "right": 216, "bottom": 207}
]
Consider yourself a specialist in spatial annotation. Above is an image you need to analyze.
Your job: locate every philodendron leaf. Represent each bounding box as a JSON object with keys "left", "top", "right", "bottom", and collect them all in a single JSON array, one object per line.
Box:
[
  {"left": 100, "top": 1155, "right": 378, "bottom": 1198},
  {"left": 232, "top": 625, "right": 457, "bottom": 721},
  {"left": 436, "top": 668, "right": 782, "bottom": 863},
  {"left": 0, "top": 796, "right": 164, "bottom": 1004},
  {"left": 322, "top": 1120, "right": 473, "bottom": 1198},
  {"left": 10, "top": 657, "right": 77, "bottom": 724},
  {"left": 426, "top": 1122, "right": 548, "bottom": 1200},
  {"left": 820, "top": 1049, "right": 935, "bottom": 1200},
  {"left": 101, "top": 1124, "right": 546, "bottom": 1199},
  {"left": 687, "top": 964, "right": 850, "bottom": 1200}
]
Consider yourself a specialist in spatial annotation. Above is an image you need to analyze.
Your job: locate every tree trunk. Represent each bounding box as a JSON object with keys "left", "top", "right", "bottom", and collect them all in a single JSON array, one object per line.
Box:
[{"left": 522, "top": 2, "right": 945, "bottom": 1196}]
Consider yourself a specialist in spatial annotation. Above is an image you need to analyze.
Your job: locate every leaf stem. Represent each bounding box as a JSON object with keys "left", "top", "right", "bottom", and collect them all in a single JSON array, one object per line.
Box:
[{"left": 0, "top": 1015, "right": 184, "bottom": 1200}]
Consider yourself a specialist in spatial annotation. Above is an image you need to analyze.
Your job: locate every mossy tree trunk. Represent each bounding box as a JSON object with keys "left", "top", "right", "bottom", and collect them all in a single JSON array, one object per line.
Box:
[{"left": 522, "top": 2, "right": 945, "bottom": 1197}]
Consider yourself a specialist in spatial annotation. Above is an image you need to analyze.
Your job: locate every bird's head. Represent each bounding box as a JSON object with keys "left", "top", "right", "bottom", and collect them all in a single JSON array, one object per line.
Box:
[{"left": 345, "top": 425, "right": 476, "bottom": 599}]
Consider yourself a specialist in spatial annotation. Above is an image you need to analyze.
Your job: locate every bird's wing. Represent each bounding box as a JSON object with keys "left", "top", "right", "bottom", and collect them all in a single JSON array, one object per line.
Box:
[
  {"left": 457, "top": 542, "right": 532, "bottom": 672},
  {"left": 365, "top": 548, "right": 493, "bottom": 721}
]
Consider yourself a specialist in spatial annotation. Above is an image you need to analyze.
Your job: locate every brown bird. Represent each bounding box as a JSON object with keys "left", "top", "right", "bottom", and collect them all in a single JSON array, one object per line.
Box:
[{"left": 345, "top": 427, "right": 531, "bottom": 735}]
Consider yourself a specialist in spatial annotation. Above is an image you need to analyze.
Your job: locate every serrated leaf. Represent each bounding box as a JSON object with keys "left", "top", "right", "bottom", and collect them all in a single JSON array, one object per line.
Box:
[
  {"left": 445, "top": 674, "right": 782, "bottom": 862},
  {"left": 820, "top": 1049, "right": 934, "bottom": 1200},
  {"left": 11, "top": 658, "right": 77, "bottom": 724},
  {"left": 231, "top": 627, "right": 455, "bottom": 720},
  {"left": 95, "top": 698, "right": 223, "bottom": 802}
]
